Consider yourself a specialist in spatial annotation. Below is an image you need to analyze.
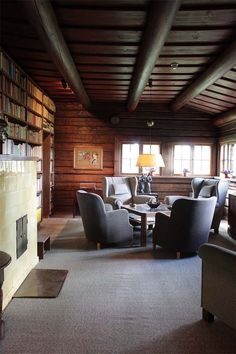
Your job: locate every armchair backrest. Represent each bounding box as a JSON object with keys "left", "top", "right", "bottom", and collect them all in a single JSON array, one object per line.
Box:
[
  {"left": 76, "top": 190, "right": 107, "bottom": 243},
  {"left": 102, "top": 176, "right": 137, "bottom": 200},
  {"left": 191, "top": 177, "right": 228, "bottom": 202},
  {"left": 191, "top": 178, "right": 229, "bottom": 232},
  {"left": 170, "top": 197, "right": 217, "bottom": 252}
]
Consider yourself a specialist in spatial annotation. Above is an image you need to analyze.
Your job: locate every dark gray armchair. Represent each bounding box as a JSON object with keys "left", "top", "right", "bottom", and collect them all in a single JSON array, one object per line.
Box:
[
  {"left": 165, "top": 178, "right": 229, "bottom": 233},
  {"left": 76, "top": 190, "right": 133, "bottom": 248},
  {"left": 102, "top": 176, "right": 154, "bottom": 209},
  {"left": 198, "top": 243, "right": 236, "bottom": 329},
  {"left": 153, "top": 197, "right": 217, "bottom": 257}
]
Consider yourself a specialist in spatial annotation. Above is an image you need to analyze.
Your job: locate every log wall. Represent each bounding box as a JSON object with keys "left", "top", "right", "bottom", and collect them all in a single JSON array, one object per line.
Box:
[{"left": 54, "top": 101, "right": 217, "bottom": 213}]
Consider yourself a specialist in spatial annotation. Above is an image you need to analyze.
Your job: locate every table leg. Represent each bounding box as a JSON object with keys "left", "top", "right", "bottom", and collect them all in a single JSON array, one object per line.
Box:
[{"left": 140, "top": 215, "right": 147, "bottom": 246}]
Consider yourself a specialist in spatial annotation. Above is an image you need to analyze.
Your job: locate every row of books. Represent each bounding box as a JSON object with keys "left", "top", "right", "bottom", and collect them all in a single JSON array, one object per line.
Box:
[
  {"left": 2, "top": 95, "right": 26, "bottom": 119},
  {"left": 28, "top": 111, "right": 42, "bottom": 128},
  {"left": 28, "top": 130, "right": 42, "bottom": 144},
  {"left": 27, "top": 80, "right": 43, "bottom": 102},
  {"left": 36, "top": 193, "right": 42, "bottom": 208},
  {"left": 27, "top": 145, "right": 42, "bottom": 159},
  {"left": 37, "top": 175, "right": 42, "bottom": 191},
  {"left": 42, "top": 106, "right": 55, "bottom": 122},
  {"left": 7, "top": 121, "right": 27, "bottom": 140},
  {"left": 1, "top": 75, "right": 26, "bottom": 104},
  {"left": 43, "top": 94, "right": 56, "bottom": 113},
  {"left": 2, "top": 140, "right": 27, "bottom": 155},
  {"left": 27, "top": 96, "right": 43, "bottom": 115},
  {"left": 43, "top": 118, "right": 54, "bottom": 133},
  {"left": 0, "top": 52, "right": 27, "bottom": 88},
  {"left": 37, "top": 159, "right": 42, "bottom": 172}
]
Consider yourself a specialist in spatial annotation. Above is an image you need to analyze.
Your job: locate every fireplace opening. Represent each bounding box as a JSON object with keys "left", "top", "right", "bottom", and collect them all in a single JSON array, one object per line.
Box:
[{"left": 16, "top": 215, "right": 28, "bottom": 258}]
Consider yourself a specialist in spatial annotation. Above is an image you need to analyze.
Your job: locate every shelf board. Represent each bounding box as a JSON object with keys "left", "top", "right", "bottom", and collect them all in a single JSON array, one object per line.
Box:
[{"left": 3, "top": 111, "right": 27, "bottom": 124}]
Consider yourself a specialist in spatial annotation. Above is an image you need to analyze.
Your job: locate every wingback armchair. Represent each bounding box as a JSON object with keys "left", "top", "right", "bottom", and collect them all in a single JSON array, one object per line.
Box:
[
  {"left": 153, "top": 197, "right": 217, "bottom": 257},
  {"left": 76, "top": 190, "right": 133, "bottom": 248},
  {"left": 165, "top": 178, "right": 229, "bottom": 233},
  {"left": 198, "top": 243, "right": 236, "bottom": 329},
  {"left": 102, "top": 176, "right": 155, "bottom": 209}
]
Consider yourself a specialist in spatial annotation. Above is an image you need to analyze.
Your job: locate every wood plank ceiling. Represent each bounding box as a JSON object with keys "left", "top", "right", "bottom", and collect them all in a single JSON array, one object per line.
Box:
[{"left": 1, "top": 0, "right": 236, "bottom": 121}]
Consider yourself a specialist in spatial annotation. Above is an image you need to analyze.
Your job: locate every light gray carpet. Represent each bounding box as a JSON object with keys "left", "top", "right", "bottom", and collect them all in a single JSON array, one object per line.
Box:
[{"left": 1, "top": 218, "right": 235, "bottom": 354}]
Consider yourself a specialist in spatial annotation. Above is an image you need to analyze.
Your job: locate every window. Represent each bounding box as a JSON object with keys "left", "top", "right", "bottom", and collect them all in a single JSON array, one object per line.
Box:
[
  {"left": 121, "top": 144, "right": 139, "bottom": 173},
  {"left": 121, "top": 143, "right": 160, "bottom": 174},
  {"left": 193, "top": 145, "right": 211, "bottom": 175},
  {"left": 174, "top": 145, "right": 191, "bottom": 174},
  {"left": 174, "top": 144, "right": 211, "bottom": 175},
  {"left": 220, "top": 143, "right": 236, "bottom": 177}
]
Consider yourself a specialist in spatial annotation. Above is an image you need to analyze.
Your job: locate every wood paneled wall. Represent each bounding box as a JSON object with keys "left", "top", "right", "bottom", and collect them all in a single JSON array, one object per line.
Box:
[{"left": 54, "top": 101, "right": 217, "bottom": 213}]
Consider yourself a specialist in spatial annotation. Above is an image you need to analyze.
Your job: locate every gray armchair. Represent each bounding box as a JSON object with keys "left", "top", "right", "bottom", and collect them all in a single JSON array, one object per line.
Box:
[
  {"left": 198, "top": 243, "right": 236, "bottom": 329},
  {"left": 153, "top": 197, "right": 216, "bottom": 257},
  {"left": 165, "top": 178, "right": 229, "bottom": 233},
  {"left": 76, "top": 190, "right": 133, "bottom": 248},
  {"left": 102, "top": 176, "right": 155, "bottom": 209}
]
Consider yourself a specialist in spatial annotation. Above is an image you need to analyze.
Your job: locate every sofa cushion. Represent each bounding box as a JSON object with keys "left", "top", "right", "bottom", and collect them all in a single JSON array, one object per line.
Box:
[
  {"left": 113, "top": 183, "right": 129, "bottom": 195},
  {"left": 199, "top": 184, "right": 214, "bottom": 198}
]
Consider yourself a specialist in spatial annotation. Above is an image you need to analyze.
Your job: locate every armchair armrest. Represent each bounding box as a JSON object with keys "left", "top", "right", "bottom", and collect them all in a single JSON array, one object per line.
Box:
[
  {"left": 104, "top": 203, "right": 113, "bottom": 212},
  {"left": 133, "top": 195, "right": 155, "bottom": 204},
  {"left": 103, "top": 196, "right": 122, "bottom": 209},
  {"left": 106, "top": 209, "right": 133, "bottom": 243},
  {"left": 198, "top": 243, "right": 236, "bottom": 270}
]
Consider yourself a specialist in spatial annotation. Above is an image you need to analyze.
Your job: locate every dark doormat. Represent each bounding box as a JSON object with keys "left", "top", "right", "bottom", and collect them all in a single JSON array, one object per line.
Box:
[{"left": 13, "top": 269, "right": 68, "bottom": 298}]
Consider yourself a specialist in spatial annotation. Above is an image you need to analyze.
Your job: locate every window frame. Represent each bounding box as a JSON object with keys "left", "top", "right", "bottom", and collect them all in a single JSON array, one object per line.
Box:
[
  {"left": 120, "top": 142, "right": 161, "bottom": 175},
  {"left": 219, "top": 141, "right": 236, "bottom": 179},
  {"left": 173, "top": 143, "right": 213, "bottom": 176}
]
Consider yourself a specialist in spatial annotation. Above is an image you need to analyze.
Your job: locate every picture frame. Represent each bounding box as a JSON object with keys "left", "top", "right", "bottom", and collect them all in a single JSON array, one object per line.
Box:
[{"left": 73, "top": 145, "right": 103, "bottom": 170}]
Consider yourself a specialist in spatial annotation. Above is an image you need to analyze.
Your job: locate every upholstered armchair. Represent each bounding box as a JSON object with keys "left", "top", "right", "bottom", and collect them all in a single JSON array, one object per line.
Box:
[
  {"left": 153, "top": 197, "right": 216, "bottom": 257},
  {"left": 198, "top": 243, "right": 236, "bottom": 329},
  {"left": 102, "top": 176, "right": 155, "bottom": 209},
  {"left": 76, "top": 190, "right": 133, "bottom": 248},
  {"left": 165, "top": 178, "right": 229, "bottom": 233}
]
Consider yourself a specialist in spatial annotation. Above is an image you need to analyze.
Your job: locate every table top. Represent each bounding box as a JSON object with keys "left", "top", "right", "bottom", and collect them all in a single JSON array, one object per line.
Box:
[
  {"left": 0, "top": 251, "right": 11, "bottom": 271},
  {"left": 121, "top": 203, "right": 170, "bottom": 216}
]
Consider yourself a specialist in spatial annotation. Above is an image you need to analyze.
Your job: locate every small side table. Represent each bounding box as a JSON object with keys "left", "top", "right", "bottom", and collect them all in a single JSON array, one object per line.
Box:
[{"left": 0, "top": 251, "right": 11, "bottom": 340}]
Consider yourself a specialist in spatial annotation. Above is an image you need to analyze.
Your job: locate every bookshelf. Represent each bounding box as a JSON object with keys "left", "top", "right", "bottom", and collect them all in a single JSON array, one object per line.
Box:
[{"left": 0, "top": 49, "right": 56, "bottom": 222}]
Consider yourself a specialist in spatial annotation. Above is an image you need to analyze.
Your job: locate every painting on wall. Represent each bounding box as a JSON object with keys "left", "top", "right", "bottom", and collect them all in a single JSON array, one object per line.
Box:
[{"left": 73, "top": 145, "right": 103, "bottom": 170}]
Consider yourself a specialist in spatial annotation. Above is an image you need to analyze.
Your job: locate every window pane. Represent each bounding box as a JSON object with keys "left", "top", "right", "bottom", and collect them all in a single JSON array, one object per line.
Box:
[
  {"left": 121, "top": 144, "right": 139, "bottom": 173},
  {"left": 193, "top": 145, "right": 211, "bottom": 175},
  {"left": 174, "top": 145, "right": 191, "bottom": 174},
  {"left": 220, "top": 142, "right": 236, "bottom": 177}
]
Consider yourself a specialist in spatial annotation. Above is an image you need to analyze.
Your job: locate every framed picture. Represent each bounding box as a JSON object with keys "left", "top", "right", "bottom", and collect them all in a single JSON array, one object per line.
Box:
[{"left": 73, "top": 145, "right": 103, "bottom": 170}]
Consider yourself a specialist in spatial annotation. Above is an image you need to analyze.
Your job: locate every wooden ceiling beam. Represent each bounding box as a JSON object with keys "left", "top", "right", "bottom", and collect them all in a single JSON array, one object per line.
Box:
[
  {"left": 127, "top": 0, "right": 181, "bottom": 112},
  {"left": 171, "top": 41, "right": 236, "bottom": 112},
  {"left": 21, "top": 0, "right": 91, "bottom": 110},
  {"left": 213, "top": 108, "right": 236, "bottom": 127}
]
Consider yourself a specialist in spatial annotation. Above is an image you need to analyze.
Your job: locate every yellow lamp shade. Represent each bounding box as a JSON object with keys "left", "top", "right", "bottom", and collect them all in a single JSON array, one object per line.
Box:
[{"left": 136, "top": 153, "right": 165, "bottom": 168}]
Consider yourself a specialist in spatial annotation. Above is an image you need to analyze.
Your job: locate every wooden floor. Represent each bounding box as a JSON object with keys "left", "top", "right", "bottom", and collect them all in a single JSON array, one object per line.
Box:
[{"left": 38, "top": 212, "right": 74, "bottom": 243}]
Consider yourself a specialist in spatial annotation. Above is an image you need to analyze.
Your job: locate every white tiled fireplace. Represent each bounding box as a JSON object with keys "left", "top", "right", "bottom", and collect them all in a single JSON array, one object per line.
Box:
[{"left": 0, "top": 157, "right": 39, "bottom": 309}]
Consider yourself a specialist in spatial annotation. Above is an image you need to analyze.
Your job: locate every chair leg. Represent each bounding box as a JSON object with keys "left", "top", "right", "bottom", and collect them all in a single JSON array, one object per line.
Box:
[
  {"left": 176, "top": 251, "right": 181, "bottom": 259},
  {"left": 202, "top": 308, "right": 214, "bottom": 322}
]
